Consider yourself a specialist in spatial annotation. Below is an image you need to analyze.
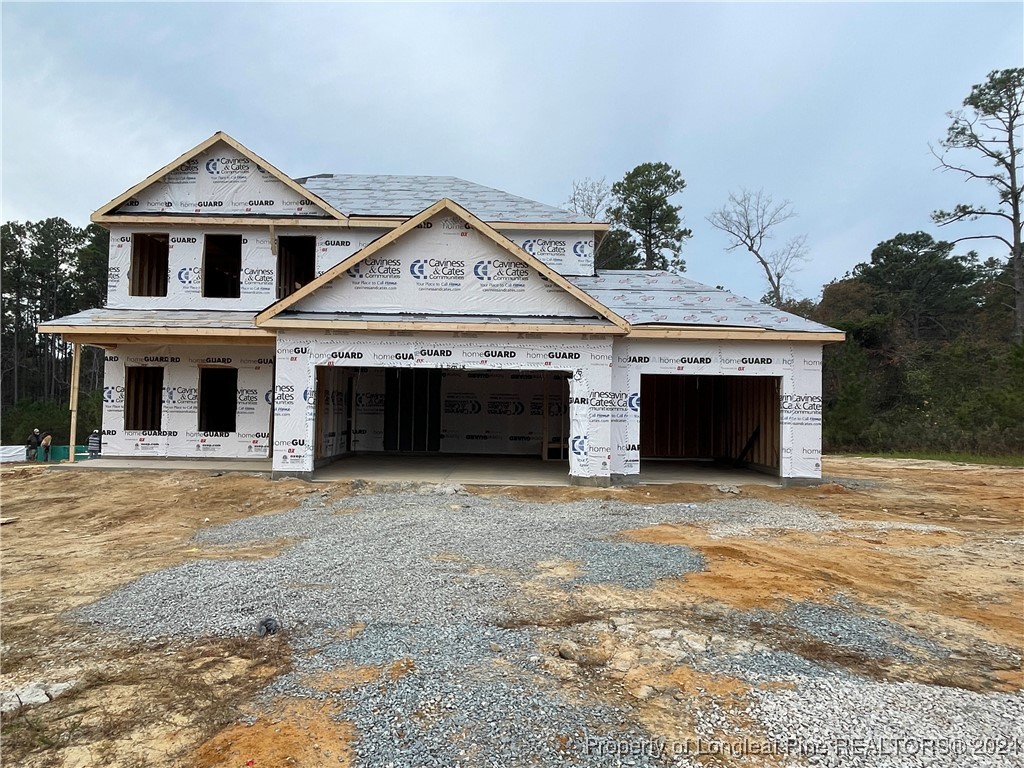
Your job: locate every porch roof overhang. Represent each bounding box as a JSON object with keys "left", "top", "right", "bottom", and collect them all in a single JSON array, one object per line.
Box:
[{"left": 38, "top": 309, "right": 275, "bottom": 348}]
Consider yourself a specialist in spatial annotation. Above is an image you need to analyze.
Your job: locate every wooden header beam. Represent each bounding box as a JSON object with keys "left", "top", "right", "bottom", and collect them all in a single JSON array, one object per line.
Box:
[{"left": 259, "top": 317, "right": 624, "bottom": 335}]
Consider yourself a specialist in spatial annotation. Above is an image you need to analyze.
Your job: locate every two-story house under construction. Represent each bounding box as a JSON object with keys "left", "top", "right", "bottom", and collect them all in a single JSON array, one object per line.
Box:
[{"left": 41, "top": 132, "right": 843, "bottom": 484}]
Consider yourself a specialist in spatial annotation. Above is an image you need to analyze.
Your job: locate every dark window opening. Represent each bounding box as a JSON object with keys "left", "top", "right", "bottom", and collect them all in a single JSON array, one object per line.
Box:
[
  {"left": 125, "top": 366, "right": 163, "bottom": 431},
  {"left": 199, "top": 367, "right": 238, "bottom": 432},
  {"left": 130, "top": 233, "right": 169, "bottom": 296},
  {"left": 203, "top": 235, "right": 242, "bottom": 298},
  {"left": 277, "top": 236, "right": 316, "bottom": 299}
]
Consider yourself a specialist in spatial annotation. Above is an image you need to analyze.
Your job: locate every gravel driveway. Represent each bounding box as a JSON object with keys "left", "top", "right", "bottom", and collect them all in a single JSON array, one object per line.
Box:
[{"left": 76, "top": 485, "right": 1024, "bottom": 767}]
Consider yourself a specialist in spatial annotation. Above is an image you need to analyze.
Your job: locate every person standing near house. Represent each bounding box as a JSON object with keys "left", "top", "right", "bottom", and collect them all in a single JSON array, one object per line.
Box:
[
  {"left": 25, "top": 429, "right": 42, "bottom": 461},
  {"left": 87, "top": 429, "right": 102, "bottom": 459},
  {"left": 40, "top": 431, "right": 53, "bottom": 461}
]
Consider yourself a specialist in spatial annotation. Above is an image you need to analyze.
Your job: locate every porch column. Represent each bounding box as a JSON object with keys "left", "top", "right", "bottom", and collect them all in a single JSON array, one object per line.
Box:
[{"left": 68, "top": 342, "right": 82, "bottom": 462}]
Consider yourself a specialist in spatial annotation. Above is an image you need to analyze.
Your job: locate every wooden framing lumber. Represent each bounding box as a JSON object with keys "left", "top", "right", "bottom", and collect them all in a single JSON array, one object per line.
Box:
[
  {"left": 40, "top": 324, "right": 273, "bottom": 339},
  {"left": 344, "top": 217, "right": 610, "bottom": 231},
  {"left": 628, "top": 326, "right": 846, "bottom": 342},
  {"left": 91, "top": 131, "right": 348, "bottom": 223},
  {"left": 46, "top": 335, "right": 275, "bottom": 349},
  {"left": 91, "top": 214, "right": 342, "bottom": 228},
  {"left": 255, "top": 198, "right": 630, "bottom": 331},
  {"left": 69, "top": 342, "right": 81, "bottom": 463},
  {"left": 90, "top": 214, "right": 606, "bottom": 232},
  {"left": 258, "top": 317, "right": 622, "bottom": 335}
]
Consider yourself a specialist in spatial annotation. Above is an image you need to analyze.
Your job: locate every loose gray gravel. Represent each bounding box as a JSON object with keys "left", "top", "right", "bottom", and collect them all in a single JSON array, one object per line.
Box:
[
  {"left": 70, "top": 487, "right": 1023, "bottom": 767},
  {"left": 781, "top": 600, "right": 951, "bottom": 662},
  {"left": 76, "top": 490, "right": 709, "bottom": 636},
  {"left": 281, "top": 623, "right": 662, "bottom": 767},
  {"left": 750, "top": 679, "right": 1024, "bottom": 768}
]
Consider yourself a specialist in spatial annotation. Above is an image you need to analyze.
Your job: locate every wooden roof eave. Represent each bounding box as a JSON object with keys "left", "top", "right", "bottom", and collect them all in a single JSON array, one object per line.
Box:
[
  {"left": 38, "top": 323, "right": 276, "bottom": 348},
  {"left": 626, "top": 325, "right": 847, "bottom": 342}
]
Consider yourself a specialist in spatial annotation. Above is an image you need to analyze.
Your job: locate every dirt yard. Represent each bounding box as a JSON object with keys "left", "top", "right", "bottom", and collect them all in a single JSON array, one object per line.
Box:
[{"left": 1, "top": 457, "right": 1021, "bottom": 767}]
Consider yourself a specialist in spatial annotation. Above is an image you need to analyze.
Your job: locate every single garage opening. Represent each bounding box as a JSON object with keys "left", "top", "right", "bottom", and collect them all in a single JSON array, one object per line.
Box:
[
  {"left": 640, "top": 374, "right": 780, "bottom": 476},
  {"left": 311, "top": 367, "right": 571, "bottom": 480}
]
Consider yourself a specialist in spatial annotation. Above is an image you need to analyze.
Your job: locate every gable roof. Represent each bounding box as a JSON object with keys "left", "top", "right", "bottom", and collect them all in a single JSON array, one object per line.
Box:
[
  {"left": 92, "top": 131, "right": 348, "bottom": 222},
  {"left": 255, "top": 198, "right": 629, "bottom": 330},
  {"left": 295, "top": 174, "right": 595, "bottom": 225}
]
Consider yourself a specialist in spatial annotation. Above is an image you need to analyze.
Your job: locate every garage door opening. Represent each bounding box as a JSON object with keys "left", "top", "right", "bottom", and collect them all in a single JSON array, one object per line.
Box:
[
  {"left": 311, "top": 367, "right": 571, "bottom": 476},
  {"left": 640, "top": 374, "right": 780, "bottom": 476}
]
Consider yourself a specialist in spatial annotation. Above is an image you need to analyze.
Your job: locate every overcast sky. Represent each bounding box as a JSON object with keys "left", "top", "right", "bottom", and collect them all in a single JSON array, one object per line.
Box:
[{"left": 2, "top": 2, "right": 1021, "bottom": 302}]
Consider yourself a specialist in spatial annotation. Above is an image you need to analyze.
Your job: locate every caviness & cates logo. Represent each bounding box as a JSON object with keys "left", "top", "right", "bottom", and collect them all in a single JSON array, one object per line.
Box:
[
  {"left": 520, "top": 239, "right": 566, "bottom": 256},
  {"left": 410, "top": 259, "right": 465, "bottom": 280},
  {"left": 570, "top": 435, "right": 587, "bottom": 456},
  {"left": 473, "top": 259, "right": 529, "bottom": 282},
  {"left": 347, "top": 258, "right": 401, "bottom": 279},
  {"left": 205, "top": 156, "right": 251, "bottom": 175},
  {"left": 103, "top": 386, "right": 125, "bottom": 403},
  {"left": 178, "top": 267, "right": 201, "bottom": 285},
  {"left": 572, "top": 240, "right": 593, "bottom": 257}
]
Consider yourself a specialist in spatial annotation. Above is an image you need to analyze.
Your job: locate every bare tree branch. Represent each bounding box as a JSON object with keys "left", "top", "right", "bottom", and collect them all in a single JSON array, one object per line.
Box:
[
  {"left": 564, "top": 177, "right": 610, "bottom": 221},
  {"left": 707, "top": 188, "right": 808, "bottom": 307},
  {"left": 931, "top": 68, "right": 1024, "bottom": 342}
]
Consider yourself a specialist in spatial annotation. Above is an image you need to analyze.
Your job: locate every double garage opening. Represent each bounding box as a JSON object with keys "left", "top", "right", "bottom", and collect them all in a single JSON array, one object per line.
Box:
[
  {"left": 310, "top": 367, "right": 572, "bottom": 468},
  {"left": 306, "top": 366, "right": 781, "bottom": 480}
]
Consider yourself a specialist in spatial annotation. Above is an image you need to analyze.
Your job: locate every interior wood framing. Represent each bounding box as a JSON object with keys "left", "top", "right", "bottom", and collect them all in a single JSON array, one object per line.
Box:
[
  {"left": 276, "top": 235, "right": 317, "bottom": 299},
  {"left": 640, "top": 374, "right": 780, "bottom": 471},
  {"left": 123, "top": 366, "right": 164, "bottom": 431},
  {"left": 129, "top": 233, "right": 169, "bottom": 297}
]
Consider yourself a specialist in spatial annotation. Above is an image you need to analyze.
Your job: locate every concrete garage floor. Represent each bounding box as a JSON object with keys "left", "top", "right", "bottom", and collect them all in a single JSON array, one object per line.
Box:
[
  {"left": 47, "top": 455, "right": 780, "bottom": 487},
  {"left": 50, "top": 458, "right": 274, "bottom": 473},
  {"left": 312, "top": 455, "right": 780, "bottom": 487}
]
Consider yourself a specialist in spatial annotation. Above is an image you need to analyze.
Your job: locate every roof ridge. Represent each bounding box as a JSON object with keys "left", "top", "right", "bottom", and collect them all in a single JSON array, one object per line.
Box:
[{"left": 293, "top": 174, "right": 594, "bottom": 223}]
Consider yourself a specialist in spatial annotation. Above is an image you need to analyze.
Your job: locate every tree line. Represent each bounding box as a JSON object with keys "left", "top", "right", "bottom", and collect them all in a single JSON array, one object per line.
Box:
[
  {"left": 1, "top": 70, "right": 1020, "bottom": 455},
  {"left": 565, "top": 68, "right": 1022, "bottom": 456},
  {"left": 1, "top": 221, "right": 109, "bottom": 444}
]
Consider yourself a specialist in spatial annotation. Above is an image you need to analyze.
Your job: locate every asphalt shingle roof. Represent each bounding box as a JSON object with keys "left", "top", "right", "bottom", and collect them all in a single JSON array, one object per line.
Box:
[
  {"left": 569, "top": 271, "right": 839, "bottom": 334},
  {"left": 294, "top": 174, "right": 592, "bottom": 224}
]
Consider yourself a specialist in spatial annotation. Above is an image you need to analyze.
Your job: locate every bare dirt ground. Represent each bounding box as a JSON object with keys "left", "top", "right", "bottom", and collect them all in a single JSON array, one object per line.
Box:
[{"left": 1, "top": 457, "right": 1021, "bottom": 766}]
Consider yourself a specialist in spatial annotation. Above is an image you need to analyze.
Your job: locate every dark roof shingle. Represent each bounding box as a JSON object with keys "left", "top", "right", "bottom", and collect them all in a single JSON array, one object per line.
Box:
[{"left": 295, "top": 174, "right": 592, "bottom": 224}]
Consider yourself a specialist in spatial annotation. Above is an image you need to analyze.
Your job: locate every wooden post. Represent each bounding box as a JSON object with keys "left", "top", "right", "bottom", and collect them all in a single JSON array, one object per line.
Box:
[
  {"left": 542, "top": 373, "right": 550, "bottom": 461},
  {"left": 69, "top": 342, "right": 82, "bottom": 463}
]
